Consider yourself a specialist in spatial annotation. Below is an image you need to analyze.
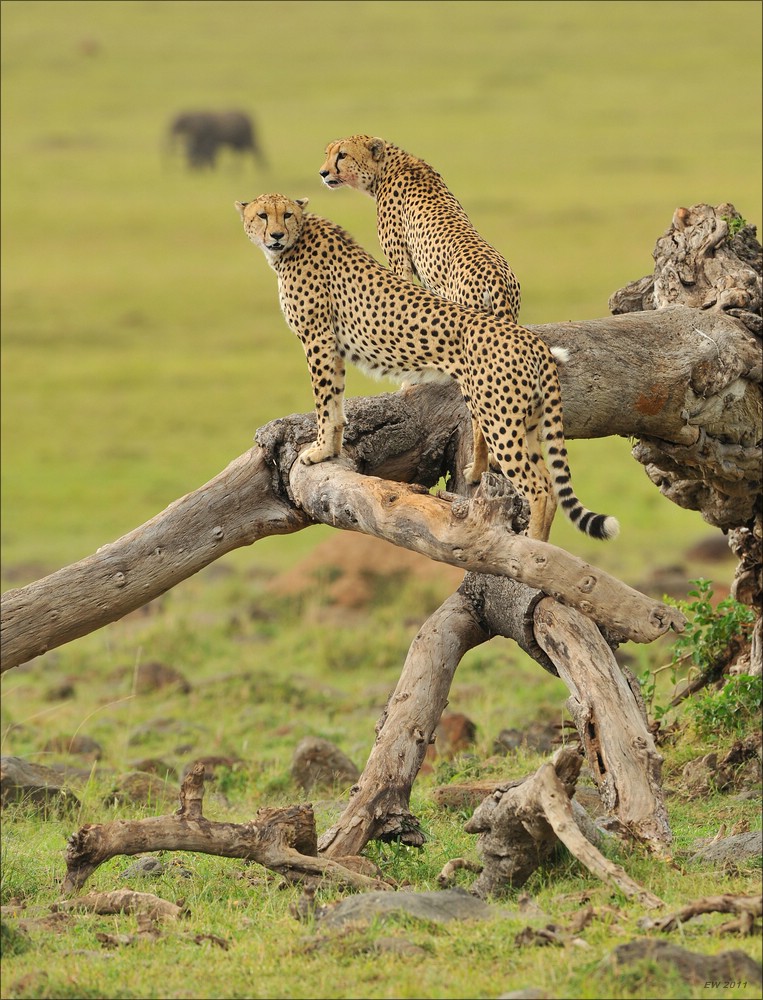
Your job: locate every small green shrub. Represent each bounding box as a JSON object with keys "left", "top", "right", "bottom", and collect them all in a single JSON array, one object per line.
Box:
[
  {"left": 640, "top": 579, "right": 756, "bottom": 722},
  {"left": 689, "top": 672, "right": 762, "bottom": 738}
]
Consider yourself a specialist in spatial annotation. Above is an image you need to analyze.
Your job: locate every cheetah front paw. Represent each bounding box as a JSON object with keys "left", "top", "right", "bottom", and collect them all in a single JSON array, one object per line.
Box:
[{"left": 299, "top": 441, "right": 340, "bottom": 466}]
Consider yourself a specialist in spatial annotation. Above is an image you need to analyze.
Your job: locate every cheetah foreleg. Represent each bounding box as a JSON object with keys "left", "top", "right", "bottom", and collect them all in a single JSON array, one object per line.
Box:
[{"left": 300, "top": 353, "right": 346, "bottom": 466}]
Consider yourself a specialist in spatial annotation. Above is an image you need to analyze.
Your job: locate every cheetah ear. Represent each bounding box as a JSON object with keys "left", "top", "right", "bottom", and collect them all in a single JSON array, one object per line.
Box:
[
  {"left": 234, "top": 201, "right": 248, "bottom": 217},
  {"left": 368, "top": 138, "right": 385, "bottom": 161},
  {"left": 295, "top": 198, "right": 309, "bottom": 210}
]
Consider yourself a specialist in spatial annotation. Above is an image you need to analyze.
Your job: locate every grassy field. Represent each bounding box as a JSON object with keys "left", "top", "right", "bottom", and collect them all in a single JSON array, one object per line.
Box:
[{"left": 1, "top": 2, "right": 762, "bottom": 999}]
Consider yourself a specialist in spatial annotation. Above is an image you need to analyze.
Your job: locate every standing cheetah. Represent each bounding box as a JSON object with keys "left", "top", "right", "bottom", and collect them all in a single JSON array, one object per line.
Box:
[
  {"left": 235, "top": 193, "right": 618, "bottom": 543},
  {"left": 319, "top": 134, "right": 531, "bottom": 484}
]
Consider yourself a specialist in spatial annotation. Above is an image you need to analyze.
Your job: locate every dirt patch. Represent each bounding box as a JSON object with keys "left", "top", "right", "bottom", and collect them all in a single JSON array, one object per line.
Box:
[{"left": 268, "top": 534, "right": 464, "bottom": 610}]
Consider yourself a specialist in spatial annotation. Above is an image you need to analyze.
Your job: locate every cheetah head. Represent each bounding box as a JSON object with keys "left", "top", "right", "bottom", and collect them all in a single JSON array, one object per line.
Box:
[
  {"left": 234, "top": 194, "right": 308, "bottom": 259},
  {"left": 319, "top": 135, "right": 385, "bottom": 196}
]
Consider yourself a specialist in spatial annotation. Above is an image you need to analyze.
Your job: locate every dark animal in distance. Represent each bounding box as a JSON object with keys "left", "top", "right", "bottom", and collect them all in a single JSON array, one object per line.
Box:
[{"left": 168, "top": 110, "right": 266, "bottom": 170}]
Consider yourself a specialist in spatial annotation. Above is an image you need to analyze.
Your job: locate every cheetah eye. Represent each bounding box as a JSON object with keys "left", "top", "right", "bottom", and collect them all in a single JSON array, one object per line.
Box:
[
  {"left": 283, "top": 212, "right": 293, "bottom": 220},
  {"left": 257, "top": 212, "right": 268, "bottom": 220},
  {"left": 336, "top": 152, "right": 346, "bottom": 161}
]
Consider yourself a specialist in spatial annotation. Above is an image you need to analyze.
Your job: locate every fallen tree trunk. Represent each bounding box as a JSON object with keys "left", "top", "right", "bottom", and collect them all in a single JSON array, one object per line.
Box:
[
  {"left": 533, "top": 598, "right": 670, "bottom": 846},
  {"left": 3, "top": 300, "right": 756, "bottom": 672},
  {"left": 4, "top": 325, "right": 715, "bottom": 673}
]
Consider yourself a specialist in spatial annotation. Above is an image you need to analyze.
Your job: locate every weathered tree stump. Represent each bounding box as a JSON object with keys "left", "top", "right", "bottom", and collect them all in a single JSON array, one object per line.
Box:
[{"left": 463, "top": 746, "right": 664, "bottom": 906}]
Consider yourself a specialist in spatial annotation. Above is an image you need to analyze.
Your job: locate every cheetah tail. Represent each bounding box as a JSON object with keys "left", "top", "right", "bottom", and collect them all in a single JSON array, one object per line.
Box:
[
  {"left": 542, "top": 372, "right": 620, "bottom": 541},
  {"left": 550, "top": 459, "right": 620, "bottom": 539},
  {"left": 549, "top": 451, "right": 620, "bottom": 540}
]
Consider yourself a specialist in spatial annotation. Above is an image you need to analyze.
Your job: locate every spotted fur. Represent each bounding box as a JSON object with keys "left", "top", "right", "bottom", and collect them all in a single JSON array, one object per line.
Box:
[
  {"left": 319, "top": 134, "right": 532, "bottom": 484},
  {"left": 236, "top": 194, "right": 619, "bottom": 542}
]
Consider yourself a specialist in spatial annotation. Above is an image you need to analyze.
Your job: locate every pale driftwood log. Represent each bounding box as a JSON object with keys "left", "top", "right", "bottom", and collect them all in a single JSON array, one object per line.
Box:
[
  {"left": 52, "top": 889, "right": 184, "bottom": 921},
  {"left": 63, "top": 763, "right": 390, "bottom": 895},
  {"left": 0, "top": 386, "right": 461, "bottom": 673},
  {"left": 463, "top": 747, "right": 664, "bottom": 908},
  {"left": 533, "top": 598, "right": 670, "bottom": 847},
  {"left": 318, "top": 590, "right": 491, "bottom": 857},
  {"left": 639, "top": 894, "right": 763, "bottom": 934},
  {"left": 0, "top": 448, "right": 310, "bottom": 673},
  {"left": 288, "top": 462, "right": 684, "bottom": 645}
]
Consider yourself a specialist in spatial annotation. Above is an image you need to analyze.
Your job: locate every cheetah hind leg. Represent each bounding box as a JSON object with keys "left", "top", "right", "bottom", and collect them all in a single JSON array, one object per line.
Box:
[
  {"left": 525, "top": 421, "right": 557, "bottom": 542},
  {"left": 464, "top": 418, "right": 490, "bottom": 485}
]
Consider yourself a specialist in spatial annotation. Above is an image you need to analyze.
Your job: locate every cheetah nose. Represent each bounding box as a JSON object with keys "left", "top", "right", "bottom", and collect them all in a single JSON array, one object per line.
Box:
[
  {"left": 319, "top": 170, "right": 329, "bottom": 178},
  {"left": 269, "top": 231, "right": 285, "bottom": 240}
]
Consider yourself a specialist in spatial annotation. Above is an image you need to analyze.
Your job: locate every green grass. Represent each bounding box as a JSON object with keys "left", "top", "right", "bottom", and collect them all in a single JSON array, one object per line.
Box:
[{"left": 1, "top": 1, "right": 761, "bottom": 998}]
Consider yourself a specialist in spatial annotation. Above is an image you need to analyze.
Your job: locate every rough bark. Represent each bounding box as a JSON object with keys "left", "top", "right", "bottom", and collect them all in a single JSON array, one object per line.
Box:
[
  {"left": 608, "top": 203, "right": 761, "bottom": 658},
  {"left": 3, "top": 208, "right": 760, "bottom": 877},
  {"left": 533, "top": 598, "right": 670, "bottom": 847},
  {"left": 318, "top": 590, "right": 490, "bottom": 857},
  {"left": 288, "top": 462, "right": 685, "bottom": 645},
  {"left": 63, "top": 763, "right": 390, "bottom": 895},
  {"left": 0, "top": 449, "right": 310, "bottom": 673}
]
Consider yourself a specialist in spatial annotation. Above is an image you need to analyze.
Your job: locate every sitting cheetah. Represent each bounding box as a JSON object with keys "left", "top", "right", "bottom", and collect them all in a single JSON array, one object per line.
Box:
[
  {"left": 235, "top": 193, "right": 619, "bottom": 543},
  {"left": 319, "top": 134, "right": 528, "bottom": 482}
]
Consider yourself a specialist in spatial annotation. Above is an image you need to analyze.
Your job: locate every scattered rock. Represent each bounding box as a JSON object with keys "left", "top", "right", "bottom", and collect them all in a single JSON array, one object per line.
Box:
[
  {"left": 681, "top": 736, "right": 762, "bottom": 797},
  {"left": 609, "top": 939, "right": 762, "bottom": 986},
  {"left": 572, "top": 785, "right": 606, "bottom": 818},
  {"left": 291, "top": 737, "right": 360, "bottom": 793},
  {"left": 42, "top": 734, "right": 103, "bottom": 761},
  {"left": 431, "top": 778, "right": 510, "bottom": 811},
  {"left": 180, "top": 755, "right": 244, "bottom": 782},
  {"left": 0, "top": 757, "right": 80, "bottom": 814},
  {"left": 421, "top": 711, "right": 478, "bottom": 772},
  {"left": 44, "top": 681, "right": 76, "bottom": 701},
  {"left": 690, "top": 830, "right": 763, "bottom": 866},
  {"left": 316, "top": 887, "right": 499, "bottom": 929},
  {"left": 127, "top": 717, "right": 208, "bottom": 749},
  {"left": 103, "top": 772, "right": 174, "bottom": 807},
  {"left": 133, "top": 661, "right": 192, "bottom": 695},
  {"left": 120, "top": 857, "right": 166, "bottom": 879},
  {"left": 685, "top": 534, "right": 735, "bottom": 563},
  {"left": 1, "top": 919, "right": 32, "bottom": 956},
  {"left": 130, "top": 758, "right": 178, "bottom": 781},
  {"left": 493, "top": 720, "right": 560, "bottom": 755},
  {"left": 371, "top": 936, "right": 429, "bottom": 957}
]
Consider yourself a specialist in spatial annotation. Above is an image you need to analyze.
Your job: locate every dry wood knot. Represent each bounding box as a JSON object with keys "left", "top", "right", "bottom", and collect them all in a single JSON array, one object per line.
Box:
[
  {"left": 211, "top": 526, "right": 224, "bottom": 541},
  {"left": 113, "top": 572, "right": 127, "bottom": 588},
  {"left": 448, "top": 499, "right": 470, "bottom": 520}
]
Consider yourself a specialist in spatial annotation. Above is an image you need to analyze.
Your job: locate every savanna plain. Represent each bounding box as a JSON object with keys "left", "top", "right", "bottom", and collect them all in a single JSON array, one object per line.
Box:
[{"left": 1, "top": 2, "right": 762, "bottom": 998}]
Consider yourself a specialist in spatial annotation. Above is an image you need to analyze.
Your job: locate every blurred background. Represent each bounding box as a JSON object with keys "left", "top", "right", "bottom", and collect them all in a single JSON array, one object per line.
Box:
[{"left": 2, "top": 0, "right": 761, "bottom": 583}]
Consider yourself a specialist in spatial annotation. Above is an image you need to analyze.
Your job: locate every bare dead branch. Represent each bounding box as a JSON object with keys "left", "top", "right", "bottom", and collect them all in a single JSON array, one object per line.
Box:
[{"left": 62, "top": 763, "right": 390, "bottom": 895}]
